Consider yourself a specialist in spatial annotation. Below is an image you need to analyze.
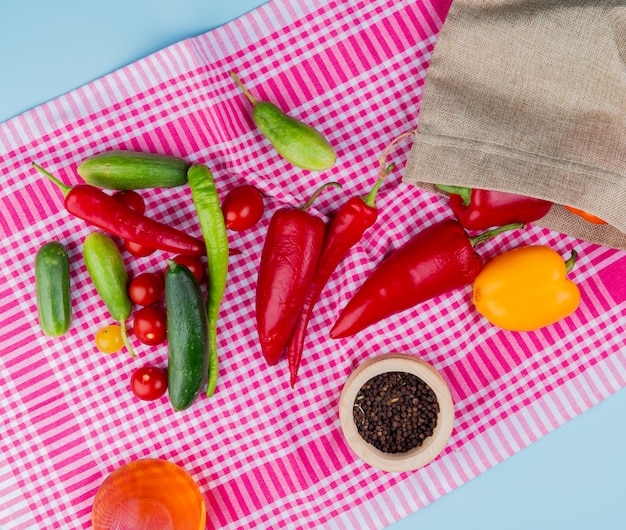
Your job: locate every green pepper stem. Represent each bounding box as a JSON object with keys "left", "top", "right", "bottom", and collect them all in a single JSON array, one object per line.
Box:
[
  {"left": 229, "top": 71, "right": 258, "bottom": 106},
  {"left": 565, "top": 249, "right": 578, "bottom": 274},
  {"left": 300, "top": 182, "right": 342, "bottom": 212},
  {"left": 32, "top": 162, "right": 71, "bottom": 198},
  {"left": 469, "top": 222, "right": 525, "bottom": 248},
  {"left": 436, "top": 184, "right": 472, "bottom": 206}
]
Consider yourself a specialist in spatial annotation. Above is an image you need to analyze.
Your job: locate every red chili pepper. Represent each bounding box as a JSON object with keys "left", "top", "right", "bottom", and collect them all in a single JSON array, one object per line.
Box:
[
  {"left": 286, "top": 131, "right": 415, "bottom": 387},
  {"left": 256, "top": 182, "right": 340, "bottom": 366},
  {"left": 285, "top": 184, "right": 379, "bottom": 386},
  {"left": 34, "top": 163, "right": 206, "bottom": 256},
  {"left": 329, "top": 219, "right": 523, "bottom": 339},
  {"left": 437, "top": 185, "right": 552, "bottom": 231}
]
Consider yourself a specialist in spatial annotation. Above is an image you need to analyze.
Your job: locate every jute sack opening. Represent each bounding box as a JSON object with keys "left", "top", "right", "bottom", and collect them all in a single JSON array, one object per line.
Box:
[{"left": 404, "top": 0, "right": 626, "bottom": 249}]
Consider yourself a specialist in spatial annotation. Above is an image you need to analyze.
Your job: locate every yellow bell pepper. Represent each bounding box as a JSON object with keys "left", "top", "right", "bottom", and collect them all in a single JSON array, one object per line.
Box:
[{"left": 472, "top": 245, "right": 580, "bottom": 332}]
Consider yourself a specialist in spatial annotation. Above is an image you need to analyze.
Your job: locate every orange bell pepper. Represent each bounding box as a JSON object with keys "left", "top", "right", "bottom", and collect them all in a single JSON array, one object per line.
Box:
[
  {"left": 472, "top": 246, "right": 581, "bottom": 332},
  {"left": 565, "top": 205, "right": 607, "bottom": 225}
]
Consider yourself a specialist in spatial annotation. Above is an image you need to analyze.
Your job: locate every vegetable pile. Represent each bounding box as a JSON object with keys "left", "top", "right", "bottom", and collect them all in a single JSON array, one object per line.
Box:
[
  {"left": 33, "top": 149, "right": 263, "bottom": 411},
  {"left": 33, "top": 68, "right": 585, "bottom": 409}
]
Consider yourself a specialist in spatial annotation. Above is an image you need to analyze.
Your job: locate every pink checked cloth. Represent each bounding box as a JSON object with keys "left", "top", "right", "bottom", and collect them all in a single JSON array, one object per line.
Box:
[{"left": 1, "top": 1, "right": 625, "bottom": 528}]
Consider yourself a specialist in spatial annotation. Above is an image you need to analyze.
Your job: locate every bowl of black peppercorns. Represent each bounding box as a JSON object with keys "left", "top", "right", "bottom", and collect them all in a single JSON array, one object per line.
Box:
[{"left": 339, "top": 352, "right": 454, "bottom": 472}]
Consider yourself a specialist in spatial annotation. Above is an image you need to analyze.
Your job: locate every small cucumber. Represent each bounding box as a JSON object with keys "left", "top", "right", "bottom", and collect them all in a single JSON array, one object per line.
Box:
[
  {"left": 230, "top": 71, "right": 337, "bottom": 171},
  {"left": 83, "top": 232, "right": 135, "bottom": 356},
  {"left": 77, "top": 150, "right": 189, "bottom": 190},
  {"left": 165, "top": 260, "right": 209, "bottom": 411},
  {"left": 35, "top": 241, "right": 72, "bottom": 337}
]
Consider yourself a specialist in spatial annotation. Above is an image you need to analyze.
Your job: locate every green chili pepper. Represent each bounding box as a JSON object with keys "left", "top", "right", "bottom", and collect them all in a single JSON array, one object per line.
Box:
[{"left": 187, "top": 164, "right": 229, "bottom": 397}]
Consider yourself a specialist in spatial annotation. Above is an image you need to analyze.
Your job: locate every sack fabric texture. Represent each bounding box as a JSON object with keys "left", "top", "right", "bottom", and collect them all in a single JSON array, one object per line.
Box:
[{"left": 405, "top": 0, "right": 626, "bottom": 249}]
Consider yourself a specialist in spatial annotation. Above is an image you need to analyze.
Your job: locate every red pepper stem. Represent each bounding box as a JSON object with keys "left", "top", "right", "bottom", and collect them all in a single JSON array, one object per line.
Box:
[
  {"left": 362, "top": 176, "right": 385, "bottom": 208},
  {"left": 565, "top": 249, "right": 578, "bottom": 274},
  {"left": 32, "top": 162, "right": 71, "bottom": 197},
  {"left": 300, "top": 182, "right": 342, "bottom": 212},
  {"left": 362, "top": 130, "right": 415, "bottom": 207},
  {"left": 469, "top": 222, "right": 525, "bottom": 248},
  {"left": 377, "top": 130, "right": 415, "bottom": 180},
  {"left": 436, "top": 184, "right": 472, "bottom": 206}
]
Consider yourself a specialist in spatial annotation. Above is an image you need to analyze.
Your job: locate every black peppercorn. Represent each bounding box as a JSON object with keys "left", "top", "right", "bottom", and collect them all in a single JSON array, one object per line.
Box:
[{"left": 353, "top": 371, "right": 439, "bottom": 454}]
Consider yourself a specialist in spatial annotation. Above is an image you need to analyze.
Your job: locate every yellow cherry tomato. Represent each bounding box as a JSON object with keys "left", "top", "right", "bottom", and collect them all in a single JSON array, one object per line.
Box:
[
  {"left": 95, "top": 324, "right": 124, "bottom": 354},
  {"left": 473, "top": 245, "right": 581, "bottom": 332}
]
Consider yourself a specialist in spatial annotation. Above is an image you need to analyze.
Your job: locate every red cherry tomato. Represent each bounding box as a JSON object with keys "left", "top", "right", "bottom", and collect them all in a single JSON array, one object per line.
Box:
[
  {"left": 222, "top": 184, "right": 264, "bottom": 231},
  {"left": 130, "top": 366, "right": 168, "bottom": 401},
  {"left": 133, "top": 306, "right": 167, "bottom": 345},
  {"left": 168, "top": 255, "right": 204, "bottom": 283},
  {"left": 113, "top": 190, "right": 146, "bottom": 214},
  {"left": 113, "top": 190, "right": 156, "bottom": 257},
  {"left": 129, "top": 272, "right": 165, "bottom": 306}
]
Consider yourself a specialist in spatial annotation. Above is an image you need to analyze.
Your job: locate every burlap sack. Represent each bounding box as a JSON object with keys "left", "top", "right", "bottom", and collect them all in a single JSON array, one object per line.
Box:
[{"left": 404, "top": 0, "right": 626, "bottom": 249}]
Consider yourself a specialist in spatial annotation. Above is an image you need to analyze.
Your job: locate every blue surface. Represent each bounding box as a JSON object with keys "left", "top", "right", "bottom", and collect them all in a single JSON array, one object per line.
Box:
[{"left": 2, "top": 2, "right": 626, "bottom": 529}]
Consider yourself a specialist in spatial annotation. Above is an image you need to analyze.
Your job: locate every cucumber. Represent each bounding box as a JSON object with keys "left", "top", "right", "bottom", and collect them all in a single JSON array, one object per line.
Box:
[
  {"left": 252, "top": 101, "right": 337, "bottom": 171},
  {"left": 77, "top": 150, "right": 189, "bottom": 190},
  {"left": 83, "top": 232, "right": 135, "bottom": 356},
  {"left": 165, "top": 260, "right": 209, "bottom": 411},
  {"left": 230, "top": 71, "right": 336, "bottom": 171},
  {"left": 35, "top": 241, "right": 72, "bottom": 337}
]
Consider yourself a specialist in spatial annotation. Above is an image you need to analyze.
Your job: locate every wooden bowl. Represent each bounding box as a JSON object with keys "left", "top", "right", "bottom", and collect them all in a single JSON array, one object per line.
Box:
[{"left": 339, "top": 353, "right": 454, "bottom": 472}]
